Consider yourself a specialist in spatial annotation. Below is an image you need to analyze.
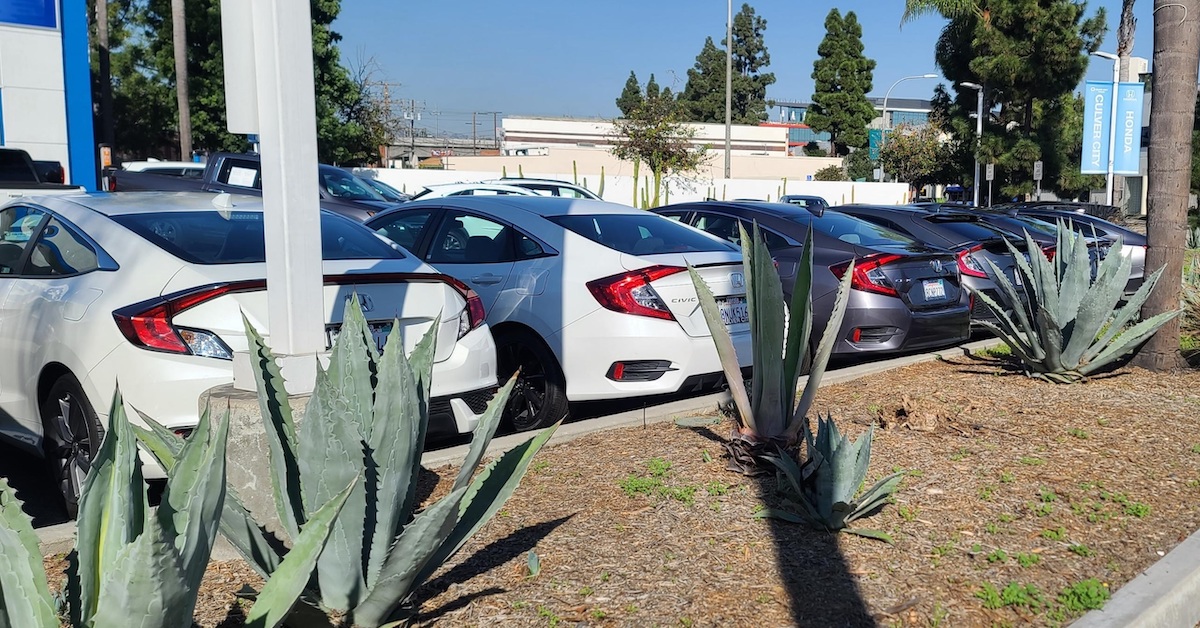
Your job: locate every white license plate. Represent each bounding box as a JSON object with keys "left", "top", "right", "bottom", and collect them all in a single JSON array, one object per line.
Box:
[
  {"left": 1012, "top": 269, "right": 1023, "bottom": 286},
  {"left": 326, "top": 321, "right": 394, "bottom": 352},
  {"left": 718, "top": 296, "right": 749, "bottom": 326},
  {"left": 923, "top": 279, "right": 946, "bottom": 300}
]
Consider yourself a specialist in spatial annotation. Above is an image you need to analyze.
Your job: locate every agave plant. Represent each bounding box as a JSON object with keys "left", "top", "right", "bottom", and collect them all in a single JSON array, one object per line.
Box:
[
  {"left": 969, "top": 223, "right": 1180, "bottom": 383},
  {"left": 0, "top": 391, "right": 346, "bottom": 628},
  {"left": 758, "top": 415, "right": 903, "bottom": 542},
  {"left": 688, "top": 222, "right": 852, "bottom": 473},
  {"left": 139, "top": 297, "right": 557, "bottom": 627}
]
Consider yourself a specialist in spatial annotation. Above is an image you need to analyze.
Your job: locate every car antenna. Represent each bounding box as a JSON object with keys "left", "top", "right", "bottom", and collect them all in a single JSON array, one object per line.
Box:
[{"left": 212, "top": 192, "right": 236, "bottom": 219}]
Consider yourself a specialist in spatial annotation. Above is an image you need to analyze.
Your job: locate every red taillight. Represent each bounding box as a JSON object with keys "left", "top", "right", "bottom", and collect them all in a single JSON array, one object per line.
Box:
[
  {"left": 830, "top": 253, "right": 903, "bottom": 297},
  {"left": 956, "top": 245, "right": 987, "bottom": 278},
  {"left": 1042, "top": 245, "right": 1057, "bottom": 261},
  {"left": 586, "top": 265, "right": 685, "bottom": 321},
  {"left": 113, "top": 284, "right": 244, "bottom": 356},
  {"left": 442, "top": 275, "right": 486, "bottom": 335}
]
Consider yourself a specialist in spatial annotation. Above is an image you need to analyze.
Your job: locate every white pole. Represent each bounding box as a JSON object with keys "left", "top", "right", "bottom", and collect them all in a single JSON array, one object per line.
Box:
[
  {"left": 251, "top": 0, "right": 324, "bottom": 356},
  {"left": 974, "top": 88, "right": 983, "bottom": 207},
  {"left": 724, "top": 0, "right": 732, "bottom": 179}
]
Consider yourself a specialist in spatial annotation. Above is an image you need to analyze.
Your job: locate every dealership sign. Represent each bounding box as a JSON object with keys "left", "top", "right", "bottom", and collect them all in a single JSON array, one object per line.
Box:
[
  {"left": 1081, "top": 80, "right": 1145, "bottom": 176},
  {"left": 1113, "top": 83, "right": 1145, "bottom": 175},
  {"left": 0, "top": 0, "right": 57, "bottom": 29}
]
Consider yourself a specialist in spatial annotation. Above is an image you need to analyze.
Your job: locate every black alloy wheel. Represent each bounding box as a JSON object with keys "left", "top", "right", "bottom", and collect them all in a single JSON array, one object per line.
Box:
[
  {"left": 495, "top": 329, "right": 568, "bottom": 432},
  {"left": 41, "top": 376, "right": 103, "bottom": 519}
]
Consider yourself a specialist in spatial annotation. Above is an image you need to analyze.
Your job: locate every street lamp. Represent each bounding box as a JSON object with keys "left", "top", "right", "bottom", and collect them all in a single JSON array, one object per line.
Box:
[
  {"left": 879, "top": 73, "right": 938, "bottom": 183},
  {"left": 960, "top": 81, "right": 984, "bottom": 207},
  {"left": 1091, "top": 50, "right": 1120, "bottom": 206},
  {"left": 724, "top": 0, "right": 732, "bottom": 180}
]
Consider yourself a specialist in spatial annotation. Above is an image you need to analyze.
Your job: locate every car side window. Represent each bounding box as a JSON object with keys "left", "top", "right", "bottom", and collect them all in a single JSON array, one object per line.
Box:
[
  {"left": 737, "top": 221, "right": 790, "bottom": 249},
  {"left": 21, "top": 217, "right": 99, "bottom": 276},
  {"left": 656, "top": 211, "right": 688, "bottom": 222},
  {"left": 215, "top": 158, "right": 261, "bottom": 189},
  {"left": 0, "top": 206, "right": 47, "bottom": 274},
  {"left": 514, "top": 232, "right": 547, "bottom": 259},
  {"left": 372, "top": 210, "right": 433, "bottom": 251},
  {"left": 692, "top": 212, "right": 741, "bottom": 244},
  {"left": 427, "top": 213, "right": 513, "bottom": 264}
]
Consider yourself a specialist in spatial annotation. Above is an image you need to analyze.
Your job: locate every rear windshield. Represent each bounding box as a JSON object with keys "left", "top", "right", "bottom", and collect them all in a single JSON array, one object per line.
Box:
[
  {"left": 320, "top": 168, "right": 387, "bottom": 202},
  {"left": 549, "top": 214, "right": 737, "bottom": 255},
  {"left": 113, "top": 211, "right": 404, "bottom": 264},
  {"left": 924, "top": 217, "right": 1009, "bottom": 242},
  {"left": 788, "top": 210, "right": 919, "bottom": 248}
]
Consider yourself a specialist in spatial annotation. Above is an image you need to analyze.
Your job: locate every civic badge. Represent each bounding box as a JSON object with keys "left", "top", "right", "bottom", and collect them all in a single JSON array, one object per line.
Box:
[
  {"left": 930, "top": 259, "right": 944, "bottom": 274},
  {"left": 730, "top": 272, "right": 745, "bottom": 289}
]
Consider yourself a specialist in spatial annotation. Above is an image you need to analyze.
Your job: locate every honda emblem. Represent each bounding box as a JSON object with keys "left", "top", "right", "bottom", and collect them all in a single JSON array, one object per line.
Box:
[
  {"left": 730, "top": 272, "right": 745, "bottom": 289},
  {"left": 930, "top": 259, "right": 944, "bottom": 274}
]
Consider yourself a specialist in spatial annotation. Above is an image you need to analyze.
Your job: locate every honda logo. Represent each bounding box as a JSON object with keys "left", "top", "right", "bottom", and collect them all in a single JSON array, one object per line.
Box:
[
  {"left": 930, "top": 259, "right": 944, "bottom": 274},
  {"left": 730, "top": 272, "right": 745, "bottom": 289},
  {"left": 346, "top": 293, "right": 375, "bottom": 313}
]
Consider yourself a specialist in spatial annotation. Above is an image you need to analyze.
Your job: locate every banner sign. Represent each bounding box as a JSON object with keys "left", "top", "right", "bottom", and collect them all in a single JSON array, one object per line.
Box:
[
  {"left": 1081, "top": 81, "right": 1112, "bottom": 175},
  {"left": 1113, "top": 82, "right": 1145, "bottom": 175},
  {"left": 0, "top": 0, "right": 57, "bottom": 28},
  {"left": 868, "top": 129, "right": 883, "bottom": 161}
]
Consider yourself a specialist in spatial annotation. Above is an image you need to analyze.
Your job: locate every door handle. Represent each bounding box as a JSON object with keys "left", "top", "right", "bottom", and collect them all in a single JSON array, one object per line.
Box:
[{"left": 471, "top": 274, "right": 504, "bottom": 286}]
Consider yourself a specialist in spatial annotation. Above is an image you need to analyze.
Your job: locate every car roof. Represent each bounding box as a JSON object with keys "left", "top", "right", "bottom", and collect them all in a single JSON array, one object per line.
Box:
[
  {"left": 36, "top": 191, "right": 269, "bottom": 216},
  {"left": 663, "top": 200, "right": 826, "bottom": 219},
  {"left": 422, "top": 182, "right": 536, "bottom": 193},
  {"left": 386, "top": 195, "right": 645, "bottom": 218}
]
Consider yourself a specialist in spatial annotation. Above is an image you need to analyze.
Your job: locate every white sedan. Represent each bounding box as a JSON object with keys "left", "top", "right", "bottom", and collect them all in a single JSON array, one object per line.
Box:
[
  {"left": 366, "top": 197, "right": 751, "bottom": 432},
  {"left": 0, "top": 192, "right": 498, "bottom": 516}
]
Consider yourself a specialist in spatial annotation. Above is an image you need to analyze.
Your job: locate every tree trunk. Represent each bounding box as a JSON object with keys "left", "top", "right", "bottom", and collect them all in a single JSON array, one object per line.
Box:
[
  {"left": 1131, "top": 0, "right": 1200, "bottom": 372},
  {"left": 171, "top": 0, "right": 192, "bottom": 159},
  {"left": 95, "top": 0, "right": 114, "bottom": 147}
]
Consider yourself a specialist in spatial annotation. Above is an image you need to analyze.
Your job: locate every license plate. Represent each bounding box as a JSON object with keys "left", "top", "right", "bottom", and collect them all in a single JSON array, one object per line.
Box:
[
  {"left": 922, "top": 279, "right": 946, "bottom": 300},
  {"left": 325, "top": 321, "right": 394, "bottom": 352},
  {"left": 717, "top": 296, "right": 749, "bottom": 326},
  {"left": 1012, "top": 269, "right": 1023, "bottom": 287}
]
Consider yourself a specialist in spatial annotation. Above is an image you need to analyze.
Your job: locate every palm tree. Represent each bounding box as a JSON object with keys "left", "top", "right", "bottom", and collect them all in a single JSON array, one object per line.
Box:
[
  {"left": 171, "top": 0, "right": 192, "bottom": 159},
  {"left": 1133, "top": 0, "right": 1200, "bottom": 371},
  {"left": 900, "top": 0, "right": 984, "bottom": 24}
]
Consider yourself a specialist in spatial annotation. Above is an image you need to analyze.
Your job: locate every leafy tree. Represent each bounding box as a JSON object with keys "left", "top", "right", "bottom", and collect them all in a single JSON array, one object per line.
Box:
[
  {"left": 933, "top": 0, "right": 1106, "bottom": 198},
  {"left": 807, "top": 9, "right": 876, "bottom": 156},
  {"left": 616, "top": 71, "right": 643, "bottom": 117},
  {"left": 813, "top": 164, "right": 847, "bottom": 181},
  {"left": 610, "top": 89, "right": 706, "bottom": 208},
  {"left": 844, "top": 149, "right": 876, "bottom": 181},
  {"left": 678, "top": 3, "right": 776, "bottom": 124},
  {"left": 802, "top": 141, "right": 827, "bottom": 157},
  {"left": 879, "top": 124, "right": 945, "bottom": 191}
]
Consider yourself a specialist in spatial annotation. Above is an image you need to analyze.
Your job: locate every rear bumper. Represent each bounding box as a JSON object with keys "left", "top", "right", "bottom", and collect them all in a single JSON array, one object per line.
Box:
[{"left": 833, "top": 293, "right": 971, "bottom": 355}]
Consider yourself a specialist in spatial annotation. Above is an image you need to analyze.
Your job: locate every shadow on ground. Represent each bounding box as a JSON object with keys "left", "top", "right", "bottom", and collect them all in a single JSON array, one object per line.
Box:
[{"left": 0, "top": 444, "right": 68, "bottom": 528}]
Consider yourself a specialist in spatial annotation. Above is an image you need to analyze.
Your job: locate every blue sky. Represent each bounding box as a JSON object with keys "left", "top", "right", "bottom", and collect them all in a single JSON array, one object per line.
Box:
[{"left": 335, "top": 0, "right": 1155, "bottom": 136}]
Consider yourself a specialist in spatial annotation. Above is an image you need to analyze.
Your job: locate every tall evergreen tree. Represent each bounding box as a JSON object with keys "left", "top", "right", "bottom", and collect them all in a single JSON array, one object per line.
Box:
[
  {"left": 678, "top": 3, "right": 775, "bottom": 124},
  {"left": 807, "top": 9, "right": 876, "bottom": 156},
  {"left": 616, "top": 71, "right": 643, "bottom": 117}
]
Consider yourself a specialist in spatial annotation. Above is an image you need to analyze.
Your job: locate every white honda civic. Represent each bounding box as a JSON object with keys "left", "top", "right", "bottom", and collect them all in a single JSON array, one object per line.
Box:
[
  {"left": 365, "top": 196, "right": 752, "bottom": 433},
  {"left": 0, "top": 192, "right": 498, "bottom": 516}
]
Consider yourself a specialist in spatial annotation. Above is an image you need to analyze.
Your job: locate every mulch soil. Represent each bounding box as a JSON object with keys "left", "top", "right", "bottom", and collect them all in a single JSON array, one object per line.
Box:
[{"left": 44, "top": 353, "right": 1200, "bottom": 627}]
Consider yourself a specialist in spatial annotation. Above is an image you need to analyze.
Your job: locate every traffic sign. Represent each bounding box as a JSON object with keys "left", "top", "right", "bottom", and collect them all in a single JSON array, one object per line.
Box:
[
  {"left": 985, "top": 163, "right": 995, "bottom": 181},
  {"left": 1033, "top": 160, "right": 1043, "bottom": 181}
]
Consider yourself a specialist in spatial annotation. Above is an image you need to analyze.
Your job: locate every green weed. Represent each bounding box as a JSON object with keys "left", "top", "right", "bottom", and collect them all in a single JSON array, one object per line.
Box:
[
  {"left": 1000, "top": 471, "right": 1015, "bottom": 483},
  {"left": 899, "top": 505, "right": 918, "bottom": 522},
  {"left": 979, "top": 485, "right": 996, "bottom": 501},
  {"left": 704, "top": 481, "right": 729, "bottom": 496},
  {"left": 1068, "top": 428, "right": 1089, "bottom": 439},
  {"left": 1124, "top": 502, "right": 1150, "bottom": 518},
  {"left": 1042, "top": 527, "right": 1067, "bottom": 541},
  {"left": 987, "top": 549, "right": 1009, "bottom": 564},
  {"left": 1020, "top": 456, "right": 1045, "bottom": 466},
  {"left": 1057, "top": 578, "right": 1110, "bottom": 613},
  {"left": 647, "top": 458, "right": 672, "bottom": 477},
  {"left": 619, "top": 474, "right": 662, "bottom": 497},
  {"left": 1016, "top": 552, "right": 1040, "bottom": 568},
  {"left": 1069, "top": 544, "right": 1095, "bottom": 557}
]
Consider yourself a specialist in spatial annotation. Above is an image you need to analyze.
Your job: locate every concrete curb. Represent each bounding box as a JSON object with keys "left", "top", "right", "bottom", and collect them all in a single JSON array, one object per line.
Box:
[{"left": 1072, "top": 528, "right": 1200, "bottom": 628}]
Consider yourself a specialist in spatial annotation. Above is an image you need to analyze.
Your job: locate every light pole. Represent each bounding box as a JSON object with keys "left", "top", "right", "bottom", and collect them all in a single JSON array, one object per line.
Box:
[
  {"left": 960, "top": 81, "right": 984, "bottom": 207},
  {"left": 879, "top": 73, "right": 937, "bottom": 183},
  {"left": 724, "top": 0, "right": 732, "bottom": 179},
  {"left": 1092, "top": 50, "right": 1120, "bottom": 206}
]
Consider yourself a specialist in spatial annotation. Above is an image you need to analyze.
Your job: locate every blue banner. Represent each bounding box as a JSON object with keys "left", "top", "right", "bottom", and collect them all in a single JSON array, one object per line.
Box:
[
  {"left": 0, "top": 0, "right": 57, "bottom": 29},
  {"left": 1113, "top": 82, "right": 1145, "bottom": 175},
  {"left": 1081, "top": 81, "right": 1112, "bottom": 175}
]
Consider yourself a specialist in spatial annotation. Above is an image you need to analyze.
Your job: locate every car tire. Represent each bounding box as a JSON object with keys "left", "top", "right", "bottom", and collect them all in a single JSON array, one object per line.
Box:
[
  {"left": 41, "top": 375, "right": 103, "bottom": 520},
  {"left": 495, "top": 328, "right": 569, "bottom": 432}
]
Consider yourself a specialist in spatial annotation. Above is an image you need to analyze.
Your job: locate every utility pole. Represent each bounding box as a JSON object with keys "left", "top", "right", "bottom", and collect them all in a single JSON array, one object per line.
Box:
[
  {"left": 95, "top": 0, "right": 114, "bottom": 147},
  {"left": 493, "top": 111, "right": 499, "bottom": 149},
  {"left": 402, "top": 99, "right": 422, "bottom": 168},
  {"left": 472, "top": 112, "right": 478, "bottom": 155}
]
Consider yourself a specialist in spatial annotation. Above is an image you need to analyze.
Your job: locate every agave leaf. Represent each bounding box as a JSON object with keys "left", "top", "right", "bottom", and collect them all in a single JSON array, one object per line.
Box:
[
  {"left": 782, "top": 228, "right": 816, "bottom": 417},
  {"left": 72, "top": 388, "right": 147, "bottom": 626},
  {"left": 742, "top": 221, "right": 788, "bottom": 437},
  {"left": 1034, "top": 305, "right": 1064, "bottom": 371},
  {"left": 1060, "top": 249, "right": 1132, "bottom": 368},
  {"left": 298, "top": 365, "right": 367, "bottom": 613},
  {"left": 846, "top": 473, "right": 904, "bottom": 524},
  {"left": 243, "top": 313, "right": 306, "bottom": 541},
  {"left": 687, "top": 263, "right": 753, "bottom": 430},
  {"left": 154, "top": 406, "right": 230, "bottom": 609},
  {"left": 92, "top": 520, "right": 190, "bottom": 628},
  {"left": 244, "top": 478, "right": 357, "bottom": 628},
  {"left": 451, "top": 374, "right": 515, "bottom": 494},
  {"left": 0, "top": 479, "right": 58, "bottom": 628},
  {"left": 980, "top": 255, "right": 1042, "bottom": 354},
  {"left": 351, "top": 486, "right": 469, "bottom": 628},
  {"left": 1056, "top": 224, "right": 1092, "bottom": 324},
  {"left": 1083, "top": 265, "right": 1167, "bottom": 364},
  {"left": 327, "top": 295, "right": 378, "bottom": 437},
  {"left": 1079, "top": 309, "right": 1183, "bottom": 375},
  {"left": 973, "top": 319, "right": 1042, "bottom": 365},
  {"left": 753, "top": 507, "right": 806, "bottom": 524},
  {"left": 763, "top": 453, "right": 806, "bottom": 497},
  {"left": 789, "top": 261, "right": 853, "bottom": 440},
  {"left": 844, "top": 528, "right": 894, "bottom": 543},
  {"left": 366, "top": 320, "right": 435, "bottom": 589}
]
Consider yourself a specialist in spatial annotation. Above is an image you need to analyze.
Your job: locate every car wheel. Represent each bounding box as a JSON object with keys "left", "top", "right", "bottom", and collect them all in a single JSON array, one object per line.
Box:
[
  {"left": 496, "top": 329, "right": 568, "bottom": 432},
  {"left": 147, "top": 218, "right": 181, "bottom": 244},
  {"left": 443, "top": 228, "right": 469, "bottom": 251},
  {"left": 41, "top": 376, "right": 103, "bottom": 519}
]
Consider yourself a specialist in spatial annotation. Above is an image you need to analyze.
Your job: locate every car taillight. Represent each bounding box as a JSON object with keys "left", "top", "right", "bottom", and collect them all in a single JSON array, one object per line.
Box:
[
  {"left": 443, "top": 276, "right": 486, "bottom": 339},
  {"left": 586, "top": 265, "right": 685, "bottom": 321},
  {"left": 113, "top": 285, "right": 240, "bottom": 359},
  {"left": 1042, "top": 245, "right": 1057, "bottom": 261},
  {"left": 829, "top": 253, "right": 902, "bottom": 297},
  {"left": 956, "top": 245, "right": 988, "bottom": 278}
]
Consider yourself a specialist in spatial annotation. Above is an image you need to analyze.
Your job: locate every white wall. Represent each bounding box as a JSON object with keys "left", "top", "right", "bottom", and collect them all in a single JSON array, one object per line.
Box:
[{"left": 0, "top": 23, "right": 71, "bottom": 176}]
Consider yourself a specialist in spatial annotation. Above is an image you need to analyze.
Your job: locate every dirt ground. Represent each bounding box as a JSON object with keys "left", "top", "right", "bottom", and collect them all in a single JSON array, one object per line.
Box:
[{"left": 44, "top": 352, "right": 1200, "bottom": 627}]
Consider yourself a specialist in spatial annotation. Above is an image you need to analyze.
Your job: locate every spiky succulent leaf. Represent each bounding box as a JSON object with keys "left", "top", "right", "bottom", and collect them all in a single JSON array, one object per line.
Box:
[
  {"left": 1080, "top": 309, "right": 1183, "bottom": 375},
  {"left": 327, "top": 294, "right": 378, "bottom": 436},
  {"left": 1083, "top": 264, "right": 1168, "bottom": 364},
  {"left": 741, "top": 221, "right": 788, "bottom": 437},
  {"left": 72, "top": 388, "right": 147, "bottom": 625},
  {"left": 154, "top": 406, "right": 230, "bottom": 611},
  {"left": 0, "top": 478, "right": 58, "bottom": 628},
  {"left": 845, "top": 528, "right": 894, "bottom": 543},
  {"left": 451, "top": 374, "right": 515, "bottom": 493},
  {"left": 790, "top": 260, "right": 854, "bottom": 439},
  {"left": 244, "top": 478, "right": 357, "bottom": 628},
  {"left": 1060, "top": 245, "right": 1132, "bottom": 367},
  {"left": 1055, "top": 223, "right": 1092, "bottom": 324},
  {"left": 91, "top": 520, "right": 190, "bottom": 628},
  {"left": 845, "top": 472, "right": 904, "bottom": 524},
  {"left": 243, "top": 313, "right": 305, "bottom": 540},
  {"left": 782, "top": 228, "right": 816, "bottom": 416},
  {"left": 687, "top": 263, "right": 753, "bottom": 430},
  {"left": 982, "top": 252, "right": 1043, "bottom": 354}
]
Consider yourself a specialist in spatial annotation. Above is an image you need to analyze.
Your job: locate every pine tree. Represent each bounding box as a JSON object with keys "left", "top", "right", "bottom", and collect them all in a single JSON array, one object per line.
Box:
[
  {"left": 807, "top": 9, "right": 876, "bottom": 156},
  {"left": 616, "top": 71, "right": 643, "bottom": 117},
  {"left": 645, "top": 74, "right": 661, "bottom": 101},
  {"left": 678, "top": 3, "right": 776, "bottom": 124}
]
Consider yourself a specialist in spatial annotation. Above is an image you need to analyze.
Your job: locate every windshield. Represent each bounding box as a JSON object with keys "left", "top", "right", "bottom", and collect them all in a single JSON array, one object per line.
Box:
[
  {"left": 320, "top": 168, "right": 387, "bottom": 202},
  {"left": 924, "top": 216, "right": 1011, "bottom": 242},
  {"left": 550, "top": 214, "right": 737, "bottom": 255},
  {"left": 788, "top": 210, "right": 920, "bottom": 248},
  {"left": 363, "top": 178, "right": 408, "bottom": 202},
  {"left": 113, "top": 211, "right": 404, "bottom": 264}
]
